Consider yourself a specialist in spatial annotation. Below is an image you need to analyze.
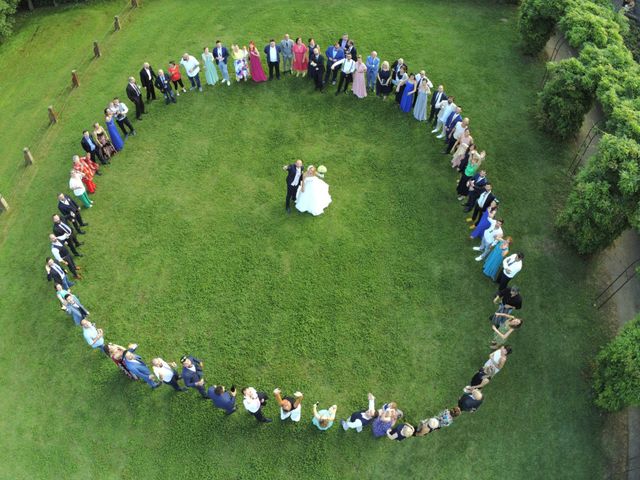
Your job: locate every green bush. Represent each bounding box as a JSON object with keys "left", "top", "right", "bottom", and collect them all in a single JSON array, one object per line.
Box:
[
  {"left": 0, "top": 0, "right": 19, "bottom": 40},
  {"left": 537, "top": 58, "right": 595, "bottom": 139},
  {"left": 593, "top": 315, "right": 640, "bottom": 411},
  {"left": 560, "top": 1, "right": 623, "bottom": 49},
  {"left": 517, "top": 0, "right": 566, "bottom": 55},
  {"left": 556, "top": 134, "right": 640, "bottom": 254}
]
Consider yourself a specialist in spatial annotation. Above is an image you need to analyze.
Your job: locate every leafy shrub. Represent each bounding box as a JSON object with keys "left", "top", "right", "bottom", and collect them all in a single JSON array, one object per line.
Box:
[
  {"left": 537, "top": 58, "right": 596, "bottom": 139},
  {"left": 517, "top": 0, "right": 566, "bottom": 55},
  {"left": 593, "top": 315, "right": 640, "bottom": 411},
  {"left": 560, "top": 1, "right": 623, "bottom": 49},
  {"left": 0, "top": 0, "right": 19, "bottom": 40}
]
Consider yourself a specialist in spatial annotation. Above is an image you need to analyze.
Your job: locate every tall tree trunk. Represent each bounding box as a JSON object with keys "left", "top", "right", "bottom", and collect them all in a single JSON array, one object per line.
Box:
[{"left": 27, "top": 0, "right": 35, "bottom": 11}]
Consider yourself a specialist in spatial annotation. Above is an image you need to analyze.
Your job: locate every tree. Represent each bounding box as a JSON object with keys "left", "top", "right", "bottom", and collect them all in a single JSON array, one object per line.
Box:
[{"left": 0, "top": 0, "right": 19, "bottom": 41}]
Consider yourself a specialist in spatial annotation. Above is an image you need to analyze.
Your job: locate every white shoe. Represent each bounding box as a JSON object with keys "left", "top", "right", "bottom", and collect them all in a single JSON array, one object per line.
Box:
[
  {"left": 356, "top": 426, "right": 362, "bottom": 433},
  {"left": 176, "top": 92, "right": 180, "bottom": 96},
  {"left": 431, "top": 128, "right": 438, "bottom": 133},
  {"left": 182, "top": 88, "right": 187, "bottom": 93},
  {"left": 227, "top": 80, "right": 231, "bottom": 86},
  {"left": 475, "top": 255, "right": 483, "bottom": 262},
  {"left": 436, "top": 134, "right": 445, "bottom": 139},
  {"left": 472, "top": 247, "right": 482, "bottom": 251}
]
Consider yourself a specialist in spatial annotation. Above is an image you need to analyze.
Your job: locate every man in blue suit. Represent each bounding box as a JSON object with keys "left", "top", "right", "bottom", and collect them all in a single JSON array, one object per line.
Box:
[
  {"left": 214, "top": 40, "right": 231, "bottom": 86},
  {"left": 264, "top": 39, "right": 282, "bottom": 80},
  {"left": 124, "top": 347, "right": 160, "bottom": 389},
  {"left": 154, "top": 69, "right": 177, "bottom": 105},
  {"left": 324, "top": 41, "right": 344, "bottom": 85},
  {"left": 64, "top": 293, "right": 89, "bottom": 326},
  {"left": 181, "top": 355, "right": 207, "bottom": 397},
  {"left": 444, "top": 107, "right": 463, "bottom": 147}
]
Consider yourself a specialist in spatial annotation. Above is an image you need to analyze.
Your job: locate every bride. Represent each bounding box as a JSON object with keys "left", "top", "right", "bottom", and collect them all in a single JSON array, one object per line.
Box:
[{"left": 295, "top": 165, "right": 332, "bottom": 216}]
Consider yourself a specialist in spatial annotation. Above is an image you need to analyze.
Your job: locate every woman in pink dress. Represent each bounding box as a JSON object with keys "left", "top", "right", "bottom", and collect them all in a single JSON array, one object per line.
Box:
[
  {"left": 248, "top": 41, "right": 267, "bottom": 83},
  {"left": 351, "top": 55, "right": 368, "bottom": 98},
  {"left": 292, "top": 37, "right": 308, "bottom": 77}
]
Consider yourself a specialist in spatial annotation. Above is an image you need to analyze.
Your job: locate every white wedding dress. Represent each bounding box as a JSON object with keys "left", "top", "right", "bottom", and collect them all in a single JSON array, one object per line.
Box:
[{"left": 295, "top": 176, "right": 332, "bottom": 216}]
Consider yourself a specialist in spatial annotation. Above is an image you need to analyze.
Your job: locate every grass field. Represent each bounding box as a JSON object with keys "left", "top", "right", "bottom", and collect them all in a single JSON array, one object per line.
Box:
[{"left": 0, "top": 0, "right": 612, "bottom": 478}]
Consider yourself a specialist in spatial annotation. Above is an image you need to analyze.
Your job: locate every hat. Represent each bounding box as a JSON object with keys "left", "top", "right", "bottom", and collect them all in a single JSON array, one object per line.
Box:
[{"left": 180, "top": 355, "right": 188, "bottom": 364}]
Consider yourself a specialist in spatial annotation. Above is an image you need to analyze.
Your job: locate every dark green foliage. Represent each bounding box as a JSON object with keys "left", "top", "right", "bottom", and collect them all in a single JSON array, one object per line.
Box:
[
  {"left": 593, "top": 316, "right": 640, "bottom": 411},
  {"left": 517, "top": 0, "right": 566, "bottom": 55},
  {"left": 0, "top": 0, "right": 19, "bottom": 39},
  {"left": 537, "top": 58, "right": 595, "bottom": 139}
]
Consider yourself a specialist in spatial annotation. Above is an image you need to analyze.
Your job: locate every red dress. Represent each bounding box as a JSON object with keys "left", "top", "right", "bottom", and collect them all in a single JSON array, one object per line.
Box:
[
  {"left": 249, "top": 48, "right": 267, "bottom": 82},
  {"left": 292, "top": 43, "right": 308, "bottom": 72},
  {"left": 74, "top": 161, "right": 96, "bottom": 194}
]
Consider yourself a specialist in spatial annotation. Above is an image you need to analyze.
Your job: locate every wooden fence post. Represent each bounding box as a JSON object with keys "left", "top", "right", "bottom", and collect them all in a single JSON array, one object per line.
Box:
[
  {"left": 48, "top": 106, "right": 58, "bottom": 125},
  {"left": 71, "top": 70, "right": 80, "bottom": 88},
  {"left": 131, "top": 0, "right": 139, "bottom": 7},
  {"left": 23, "top": 147, "right": 34, "bottom": 166},
  {"left": 93, "top": 41, "right": 101, "bottom": 58},
  {"left": 114, "top": 15, "right": 121, "bottom": 31},
  {"left": 0, "top": 195, "right": 9, "bottom": 213}
]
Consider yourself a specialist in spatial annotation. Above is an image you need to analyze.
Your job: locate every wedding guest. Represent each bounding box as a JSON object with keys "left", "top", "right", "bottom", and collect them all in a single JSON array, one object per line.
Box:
[
  {"left": 52, "top": 214, "right": 82, "bottom": 257},
  {"left": 452, "top": 129, "right": 473, "bottom": 170},
  {"left": 202, "top": 47, "right": 219, "bottom": 86},
  {"left": 344, "top": 40, "right": 357, "bottom": 62},
  {"left": 125, "top": 76, "right": 145, "bottom": 119},
  {"left": 168, "top": 60, "right": 187, "bottom": 94},
  {"left": 124, "top": 346, "right": 160, "bottom": 389},
  {"left": 497, "top": 253, "right": 524, "bottom": 289},
  {"left": 312, "top": 402, "right": 337, "bottom": 431},
  {"left": 351, "top": 55, "right": 367, "bottom": 98},
  {"left": 365, "top": 51, "right": 380, "bottom": 91},
  {"left": 152, "top": 358, "right": 187, "bottom": 392},
  {"left": 50, "top": 233, "right": 81, "bottom": 278},
  {"left": 443, "top": 108, "right": 463, "bottom": 151},
  {"left": 390, "top": 58, "right": 406, "bottom": 85},
  {"left": 426, "top": 407, "right": 461, "bottom": 431},
  {"left": 46, "top": 257, "right": 74, "bottom": 290},
  {"left": 231, "top": 44, "right": 249, "bottom": 82},
  {"left": 446, "top": 117, "right": 469, "bottom": 154},
  {"left": 338, "top": 33, "right": 349, "bottom": 50},
  {"left": 69, "top": 170, "right": 92, "bottom": 209},
  {"left": 80, "top": 319, "right": 106, "bottom": 353},
  {"left": 213, "top": 41, "right": 231, "bottom": 86},
  {"left": 65, "top": 293, "right": 89, "bottom": 325},
  {"left": 208, "top": 384, "right": 237, "bottom": 414},
  {"left": 415, "top": 417, "right": 440, "bottom": 437},
  {"left": 413, "top": 70, "right": 432, "bottom": 107},
  {"left": 434, "top": 96, "right": 456, "bottom": 137},
  {"left": 111, "top": 98, "right": 135, "bottom": 139},
  {"left": 332, "top": 52, "right": 356, "bottom": 95},
  {"left": 469, "top": 363, "right": 498, "bottom": 390},
  {"left": 57, "top": 193, "right": 88, "bottom": 234},
  {"left": 470, "top": 200, "right": 498, "bottom": 240},
  {"left": 154, "top": 69, "right": 177, "bottom": 104},
  {"left": 283, "top": 159, "right": 304, "bottom": 214},
  {"left": 273, "top": 388, "right": 303, "bottom": 422},
  {"left": 180, "top": 52, "right": 202, "bottom": 91},
  {"left": 429, "top": 85, "right": 447, "bottom": 125},
  {"left": 280, "top": 34, "right": 294, "bottom": 75},
  {"left": 393, "top": 66, "right": 408, "bottom": 103},
  {"left": 492, "top": 286, "right": 523, "bottom": 318},
  {"left": 376, "top": 61, "right": 392, "bottom": 99},
  {"left": 458, "top": 386, "right": 483, "bottom": 412},
  {"left": 483, "top": 235, "right": 512, "bottom": 280},
  {"left": 491, "top": 314, "right": 523, "bottom": 347},
  {"left": 138, "top": 62, "right": 157, "bottom": 102},
  {"left": 413, "top": 77, "right": 431, "bottom": 121},
  {"left": 309, "top": 47, "right": 325, "bottom": 91},
  {"left": 464, "top": 170, "right": 489, "bottom": 214},
  {"left": 72, "top": 156, "right": 96, "bottom": 194},
  {"left": 456, "top": 146, "right": 485, "bottom": 198},
  {"left": 92, "top": 122, "right": 117, "bottom": 162},
  {"left": 264, "top": 39, "right": 281, "bottom": 80},
  {"left": 474, "top": 218, "right": 504, "bottom": 262},
  {"left": 341, "top": 392, "right": 377, "bottom": 432},
  {"left": 106, "top": 343, "right": 137, "bottom": 380},
  {"left": 292, "top": 37, "right": 308, "bottom": 77},
  {"left": 242, "top": 387, "right": 272, "bottom": 423},
  {"left": 248, "top": 42, "right": 267, "bottom": 83},
  {"left": 307, "top": 38, "right": 319, "bottom": 78},
  {"left": 181, "top": 355, "right": 207, "bottom": 397},
  {"left": 387, "top": 423, "right": 415, "bottom": 441},
  {"left": 371, "top": 406, "right": 396, "bottom": 438},
  {"left": 484, "top": 345, "right": 512, "bottom": 374},
  {"left": 324, "top": 41, "right": 344, "bottom": 85},
  {"left": 55, "top": 283, "right": 70, "bottom": 309},
  {"left": 399, "top": 73, "right": 417, "bottom": 112},
  {"left": 80, "top": 130, "right": 105, "bottom": 165}
]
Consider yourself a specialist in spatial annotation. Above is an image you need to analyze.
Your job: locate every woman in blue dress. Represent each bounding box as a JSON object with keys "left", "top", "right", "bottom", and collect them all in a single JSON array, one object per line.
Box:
[
  {"left": 483, "top": 236, "right": 512, "bottom": 280},
  {"left": 470, "top": 201, "right": 498, "bottom": 239},
  {"left": 399, "top": 74, "right": 416, "bottom": 113},
  {"left": 104, "top": 110, "right": 124, "bottom": 151}
]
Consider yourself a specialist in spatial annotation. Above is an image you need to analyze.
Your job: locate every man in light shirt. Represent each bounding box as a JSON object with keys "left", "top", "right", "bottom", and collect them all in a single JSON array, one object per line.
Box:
[
  {"left": 152, "top": 358, "right": 187, "bottom": 392},
  {"left": 80, "top": 319, "right": 106, "bottom": 354},
  {"left": 180, "top": 53, "right": 202, "bottom": 92},
  {"left": 497, "top": 253, "right": 524, "bottom": 290},
  {"left": 111, "top": 98, "right": 136, "bottom": 138},
  {"left": 273, "top": 388, "right": 303, "bottom": 422},
  {"left": 433, "top": 97, "right": 456, "bottom": 137},
  {"left": 263, "top": 39, "right": 281, "bottom": 80},
  {"left": 332, "top": 52, "right": 356, "bottom": 95},
  {"left": 242, "top": 386, "right": 272, "bottom": 423}
]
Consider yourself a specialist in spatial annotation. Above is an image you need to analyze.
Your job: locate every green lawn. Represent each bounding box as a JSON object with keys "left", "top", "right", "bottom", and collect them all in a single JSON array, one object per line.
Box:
[{"left": 0, "top": 1, "right": 611, "bottom": 478}]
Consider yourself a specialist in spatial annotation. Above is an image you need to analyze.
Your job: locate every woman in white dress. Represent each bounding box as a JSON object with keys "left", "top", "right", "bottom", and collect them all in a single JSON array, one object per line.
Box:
[{"left": 295, "top": 165, "right": 332, "bottom": 216}]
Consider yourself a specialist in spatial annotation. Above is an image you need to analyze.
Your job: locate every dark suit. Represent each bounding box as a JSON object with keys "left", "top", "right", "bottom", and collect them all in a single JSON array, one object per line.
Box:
[
  {"left": 47, "top": 261, "right": 72, "bottom": 290},
  {"left": 471, "top": 191, "right": 496, "bottom": 224},
  {"left": 284, "top": 164, "right": 304, "bottom": 211},
  {"left": 154, "top": 74, "right": 176, "bottom": 104},
  {"left": 181, "top": 356, "right": 207, "bottom": 397},
  {"left": 464, "top": 174, "right": 489, "bottom": 211},
  {"left": 263, "top": 44, "right": 282, "bottom": 79},
  {"left": 58, "top": 195, "right": 87, "bottom": 233},
  {"left": 310, "top": 53, "right": 325, "bottom": 90},
  {"left": 81, "top": 136, "right": 106, "bottom": 165},
  {"left": 429, "top": 90, "right": 447, "bottom": 124},
  {"left": 126, "top": 82, "right": 145, "bottom": 119},
  {"left": 391, "top": 61, "right": 407, "bottom": 82},
  {"left": 51, "top": 241, "right": 79, "bottom": 278},
  {"left": 139, "top": 66, "right": 157, "bottom": 101},
  {"left": 53, "top": 221, "right": 81, "bottom": 256}
]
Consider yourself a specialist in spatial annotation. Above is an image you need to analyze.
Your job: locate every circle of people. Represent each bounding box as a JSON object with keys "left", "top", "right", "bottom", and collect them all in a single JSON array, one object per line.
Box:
[{"left": 46, "top": 32, "right": 527, "bottom": 442}]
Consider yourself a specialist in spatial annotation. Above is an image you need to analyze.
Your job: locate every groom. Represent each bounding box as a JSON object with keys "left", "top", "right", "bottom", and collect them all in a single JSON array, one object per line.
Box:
[{"left": 282, "top": 159, "right": 304, "bottom": 214}]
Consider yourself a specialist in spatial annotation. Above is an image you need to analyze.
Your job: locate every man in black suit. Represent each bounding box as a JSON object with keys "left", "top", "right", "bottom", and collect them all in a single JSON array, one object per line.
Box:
[
  {"left": 57, "top": 193, "right": 88, "bottom": 234},
  {"left": 80, "top": 130, "right": 107, "bottom": 165},
  {"left": 181, "top": 355, "right": 207, "bottom": 398},
  {"left": 154, "top": 69, "right": 177, "bottom": 105},
  {"left": 45, "top": 257, "right": 74, "bottom": 290},
  {"left": 390, "top": 58, "right": 406, "bottom": 84},
  {"left": 309, "top": 47, "right": 325, "bottom": 91},
  {"left": 126, "top": 77, "right": 145, "bottom": 120},
  {"left": 139, "top": 62, "right": 157, "bottom": 102},
  {"left": 49, "top": 234, "right": 81, "bottom": 279},
  {"left": 53, "top": 214, "right": 82, "bottom": 257},
  {"left": 469, "top": 183, "right": 496, "bottom": 224},
  {"left": 282, "top": 159, "right": 304, "bottom": 214},
  {"left": 429, "top": 85, "right": 447, "bottom": 126}
]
